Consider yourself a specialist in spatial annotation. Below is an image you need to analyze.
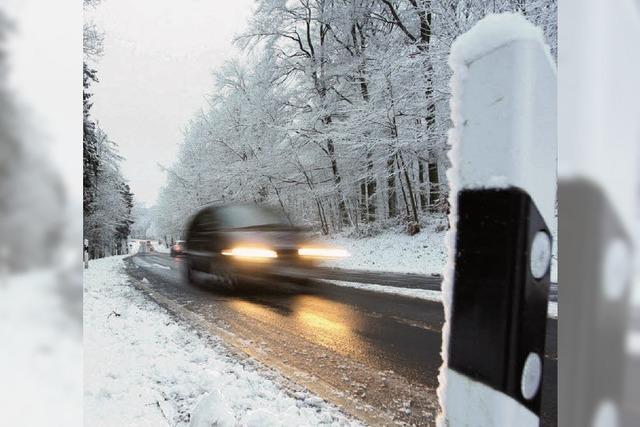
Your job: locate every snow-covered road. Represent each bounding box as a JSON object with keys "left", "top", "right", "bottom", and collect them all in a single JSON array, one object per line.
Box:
[
  {"left": 84, "top": 256, "right": 359, "bottom": 426},
  {"left": 105, "top": 250, "right": 557, "bottom": 426}
]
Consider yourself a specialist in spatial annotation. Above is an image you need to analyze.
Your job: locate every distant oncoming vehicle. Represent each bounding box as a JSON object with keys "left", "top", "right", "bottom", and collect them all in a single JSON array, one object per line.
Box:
[
  {"left": 183, "top": 204, "right": 348, "bottom": 288},
  {"left": 170, "top": 240, "right": 185, "bottom": 257}
]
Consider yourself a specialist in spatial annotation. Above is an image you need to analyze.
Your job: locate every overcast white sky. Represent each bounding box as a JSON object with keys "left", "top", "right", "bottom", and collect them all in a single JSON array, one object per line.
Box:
[{"left": 90, "top": 0, "right": 254, "bottom": 206}]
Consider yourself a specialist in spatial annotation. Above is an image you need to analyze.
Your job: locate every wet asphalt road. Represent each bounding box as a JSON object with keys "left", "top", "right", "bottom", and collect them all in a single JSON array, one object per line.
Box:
[{"left": 126, "top": 249, "right": 557, "bottom": 426}]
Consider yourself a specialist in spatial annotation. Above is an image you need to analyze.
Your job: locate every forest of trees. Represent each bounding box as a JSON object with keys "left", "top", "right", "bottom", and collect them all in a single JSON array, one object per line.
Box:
[
  {"left": 154, "top": 0, "right": 556, "bottom": 240},
  {"left": 83, "top": 0, "right": 133, "bottom": 258}
]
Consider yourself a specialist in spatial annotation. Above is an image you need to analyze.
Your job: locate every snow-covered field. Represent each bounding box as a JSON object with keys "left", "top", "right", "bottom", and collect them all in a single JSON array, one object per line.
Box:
[{"left": 84, "top": 256, "right": 358, "bottom": 426}]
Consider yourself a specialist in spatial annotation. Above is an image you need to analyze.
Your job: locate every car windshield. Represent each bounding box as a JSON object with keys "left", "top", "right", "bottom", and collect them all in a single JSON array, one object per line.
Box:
[{"left": 218, "top": 206, "right": 290, "bottom": 229}]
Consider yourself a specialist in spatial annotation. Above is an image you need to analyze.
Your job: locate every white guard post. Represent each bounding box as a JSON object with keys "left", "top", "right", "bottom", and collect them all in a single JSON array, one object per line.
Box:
[{"left": 437, "top": 14, "right": 556, "bottom": 426}]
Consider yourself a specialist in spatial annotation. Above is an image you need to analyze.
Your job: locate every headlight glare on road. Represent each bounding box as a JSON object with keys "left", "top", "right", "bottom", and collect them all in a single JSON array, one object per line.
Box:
[
  {"left": 221, "top": 247, "right": 278, "bottom": 259},
  {"left": 298, "top": 247, "right": 350, "bottom": 258}
]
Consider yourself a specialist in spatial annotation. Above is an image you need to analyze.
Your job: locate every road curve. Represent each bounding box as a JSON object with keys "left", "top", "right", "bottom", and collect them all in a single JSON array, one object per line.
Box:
[{"left": 125, "top": 251, "right": 557, "bottom": 426}]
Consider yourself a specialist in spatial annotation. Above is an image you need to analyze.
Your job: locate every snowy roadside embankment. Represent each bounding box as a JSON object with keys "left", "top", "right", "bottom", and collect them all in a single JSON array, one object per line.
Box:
[
  {"left": 323, "top": 225, "right": 448, "bottom": 275},
  {"left": 320, "top": 227, "right": 557, "bottom": 318},
  {"left": 84, "top": 256, "right": 358, "bottom": 426}
]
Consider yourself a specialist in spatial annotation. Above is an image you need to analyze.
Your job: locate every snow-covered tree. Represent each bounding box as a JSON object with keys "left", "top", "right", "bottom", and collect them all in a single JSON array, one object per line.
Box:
[
  {"left": 153, "top": 0, "right": 556, "bottom": 237},
  {"left": 83, "top": 126, "right": 133, "bottom": 258}
]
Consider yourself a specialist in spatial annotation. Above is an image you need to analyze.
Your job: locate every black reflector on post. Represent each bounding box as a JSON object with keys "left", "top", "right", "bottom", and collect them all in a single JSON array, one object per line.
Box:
[{"left": 448, "top": 187, "right": 550, "bottom": 414}]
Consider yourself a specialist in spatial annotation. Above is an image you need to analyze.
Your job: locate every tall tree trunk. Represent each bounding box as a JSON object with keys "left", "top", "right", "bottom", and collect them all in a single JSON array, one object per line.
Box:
[
  {"left": 352, "top": 22, "right": 376, "bottom": 223},
  {"left": 359, "top": 150, "right": 376, "bottom": 223},
  {"left": 397, "top": 152, "right": 419, "bottom": 224},
  {"left": 414, "top": 3, "right": 441, "bottom": 217},
  {"left": 396, "top": 157, "right": 410, "bottom": 218},
  {"left": 366, "top": 153, "right": 376, "bottom": 222},
  {"left": 360, "top": 180, "right": 368, "bottom": 223},
  {"left": 385, "top": 76, "right": 402, "bottom": 221},
  {"left": 316, "top": 199, "right": 329, "bottom": 235},
  {"left": 428, "top": 160, "right": 440, "bottom": 212},
  {"left": 418, "top": 160, "right": 428, "bottom": 211},
  {"left": 326, "top": 131, "right": 349, "bottom": 226},
  {"left": 359, "top": 174, "right": 376, "bottom": 223},
  {"left": 387, "top": 153, "right": 397, "bottom": 218}
]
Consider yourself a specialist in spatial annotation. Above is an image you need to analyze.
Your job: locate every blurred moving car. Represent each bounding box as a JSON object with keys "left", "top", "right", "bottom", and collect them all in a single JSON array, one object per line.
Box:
[
  {"left": 183, "top": 204, "right": 348, "bottom": 288},
  {"left": 170, "top": 240, "right": 185, "bottom": 257}
]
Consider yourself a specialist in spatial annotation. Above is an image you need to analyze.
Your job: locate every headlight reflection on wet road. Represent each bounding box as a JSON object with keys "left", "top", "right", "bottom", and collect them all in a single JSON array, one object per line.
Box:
[{"left": 227, "top": 294, "right": 377, "bottom": 363}]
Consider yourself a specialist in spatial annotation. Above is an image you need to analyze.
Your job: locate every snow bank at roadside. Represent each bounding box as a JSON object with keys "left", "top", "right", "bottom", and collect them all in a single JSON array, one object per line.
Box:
[
  {"left": 323, "top": 222, "right": 555, "bottom": 282},
  {"left": 84, "top": 256, "right": 358, "bottom": 426},
  {"left": 320, "top": 223, "right": 557, "bottom": 318},
  {"left": 323, "top": 225, "right": 448, "bottom": 275}
]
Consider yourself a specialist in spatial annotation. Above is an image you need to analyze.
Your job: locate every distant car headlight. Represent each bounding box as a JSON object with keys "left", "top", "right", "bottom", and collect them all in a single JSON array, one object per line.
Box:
[
  {"left": 221, "top": 247, "right": 278, "bottom": 259},
  {"left": 298, "top": 247, "right": 350, "bottom": 258}
]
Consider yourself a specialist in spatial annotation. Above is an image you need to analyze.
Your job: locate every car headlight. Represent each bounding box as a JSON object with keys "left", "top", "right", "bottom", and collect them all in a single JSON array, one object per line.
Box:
[
  {"left": 298, "top": 247, "right": 350, "bottom": 258},
  {"left": 221, "top": 247, "right": 278, "bottom": 259}
]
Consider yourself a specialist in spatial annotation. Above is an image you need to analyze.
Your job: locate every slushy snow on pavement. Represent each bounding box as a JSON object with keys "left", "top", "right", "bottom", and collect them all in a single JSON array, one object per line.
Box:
[{"left": 84, "top": 255, "right": 359, "bottom": 426}]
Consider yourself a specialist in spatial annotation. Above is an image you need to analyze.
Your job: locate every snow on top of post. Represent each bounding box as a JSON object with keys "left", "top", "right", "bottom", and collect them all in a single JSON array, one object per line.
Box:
[
  {"left": 449, "top": 13, "right": 551, "bottom": 69},
  {"left": 445, "top": 12, "right": 557, "bottom": 227}
]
